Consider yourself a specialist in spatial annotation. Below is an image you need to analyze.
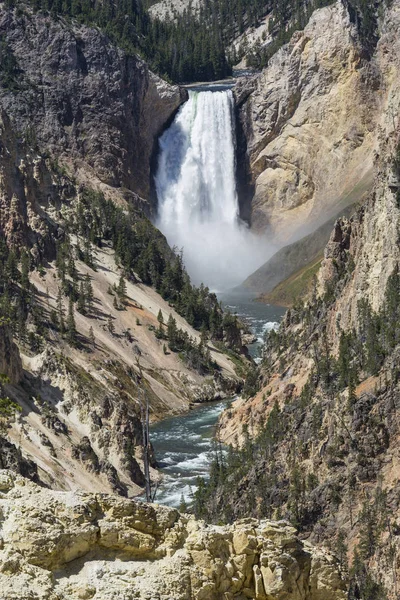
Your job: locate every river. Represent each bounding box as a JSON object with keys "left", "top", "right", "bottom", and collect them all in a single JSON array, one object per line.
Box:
[
  {"left": 218, "top": 290, "right": 286, "bottom": 362},
  {"left": 150, "top": 291, "right": 286, "bottom": 508}
]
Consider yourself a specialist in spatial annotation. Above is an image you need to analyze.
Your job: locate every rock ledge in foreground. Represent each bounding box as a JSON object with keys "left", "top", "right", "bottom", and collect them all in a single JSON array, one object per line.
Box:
[{"left": 0, "top": 470, "right": 347, "bottom": 600}]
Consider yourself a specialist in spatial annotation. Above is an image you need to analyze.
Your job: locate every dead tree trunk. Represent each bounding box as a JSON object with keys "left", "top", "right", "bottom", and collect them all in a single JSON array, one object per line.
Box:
[{"left": 140, "top": 389, "right": 152, "bottom": 502}]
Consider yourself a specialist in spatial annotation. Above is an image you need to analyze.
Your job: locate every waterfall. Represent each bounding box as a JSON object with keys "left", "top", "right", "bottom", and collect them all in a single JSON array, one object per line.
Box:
[{"left": 155, "top": 89, "right": 267, "bottom": 291}]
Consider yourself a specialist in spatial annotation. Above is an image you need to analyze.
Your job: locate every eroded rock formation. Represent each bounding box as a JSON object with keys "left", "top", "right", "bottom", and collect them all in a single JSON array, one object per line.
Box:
[
  {"left": 236, "top": 0, "right": 399, "bottom": 244},
  {"left": 0, "top": 470, "right": 346, "bottom": 600}
]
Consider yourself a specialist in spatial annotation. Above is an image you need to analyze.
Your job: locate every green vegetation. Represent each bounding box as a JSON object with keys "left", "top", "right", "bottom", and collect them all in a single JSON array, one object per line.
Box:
[
  {"left": 259, "top": 255, "right": 323, "bottom": 308},
  {"left": 0, "top": 240, "right": 41, "bottom": 351},
  {"left": 0, "top": 373, "right": 21, "bottom": 432},
  {"left": 20, "top": 0, "right": 233, "bottom": 82},
  {"left": 2, "top": 0, "right": 384, "bottom": 84},
  {"left": 163, "top": 313, "right": 216, "bottom": 374}
]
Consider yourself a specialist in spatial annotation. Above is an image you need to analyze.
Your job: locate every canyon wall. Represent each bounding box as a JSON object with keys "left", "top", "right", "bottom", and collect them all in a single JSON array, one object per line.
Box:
[
  {"left": 0, "top": 3, "right": 186, "bottom": 216},
  {"left": 236, "top": 0, "right": 390, "bottom": 245},
  {"left": 213, "top": 4, "right": 400, "bottom": 597},
  {"left": 0, "top": 3, "right": 242, "bottom": 497}
]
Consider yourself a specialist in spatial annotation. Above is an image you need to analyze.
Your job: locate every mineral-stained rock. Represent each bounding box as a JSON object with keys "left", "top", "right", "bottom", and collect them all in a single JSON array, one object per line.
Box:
[
  {"left": 235, "top": 1, "right": 396, "bottom": 244},
  {"left": 0, "top": 470, "right": 347, "bottom": 599}
]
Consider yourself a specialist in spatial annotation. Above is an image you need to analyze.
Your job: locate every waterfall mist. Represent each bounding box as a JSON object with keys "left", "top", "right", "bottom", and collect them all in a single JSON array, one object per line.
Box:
[{"left": 155, "top": 89, "right": 270, "bottom": 291}]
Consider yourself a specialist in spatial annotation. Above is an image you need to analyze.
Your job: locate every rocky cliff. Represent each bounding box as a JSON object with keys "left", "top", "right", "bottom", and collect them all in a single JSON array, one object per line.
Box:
[
  {"left": 236, "top": 0, "right": 386, "bottom": 245},
  {"left": 0, "top": 470, "right": 346, "bottom": 600},
  {"left": 0, "top": 2, "right": 186, "bottom": 223}
]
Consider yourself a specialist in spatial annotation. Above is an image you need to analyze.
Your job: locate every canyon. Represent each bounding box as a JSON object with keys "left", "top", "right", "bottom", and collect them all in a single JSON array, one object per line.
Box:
[
  {"left": 1, "top": 0, "right": 400, "bottom": 598},
  {"left": 0, "top": 2, "right": 241, "bottom": 497}
]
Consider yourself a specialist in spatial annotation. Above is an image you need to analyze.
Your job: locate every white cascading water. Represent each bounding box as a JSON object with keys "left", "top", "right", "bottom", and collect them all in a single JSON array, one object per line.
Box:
[{"left": 155, "top": 89, "right": 268, "bottom": 290}]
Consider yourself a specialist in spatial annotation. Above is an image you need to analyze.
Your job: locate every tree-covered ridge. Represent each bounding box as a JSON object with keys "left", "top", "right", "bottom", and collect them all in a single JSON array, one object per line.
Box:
[
  {"left": 18, "top": 0, "right": 232, "bottom": 81},
  {"left": 11, "top": 0, "right": 383, "bottom": 83}
]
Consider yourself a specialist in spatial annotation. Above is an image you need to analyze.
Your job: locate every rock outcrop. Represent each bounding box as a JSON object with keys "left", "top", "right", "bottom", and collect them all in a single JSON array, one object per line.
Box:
[
  {"left": 149, "top": 0, "right": 203, "bottom": 20},
  {"left": 0, "top": 470, "right": 346, "bottom": 600},
  {"left": 236, "top": 0, "right": 387, "bottom": 244},
  {"left": 0, "top": 3, "right": 186, "bottom": 216}
]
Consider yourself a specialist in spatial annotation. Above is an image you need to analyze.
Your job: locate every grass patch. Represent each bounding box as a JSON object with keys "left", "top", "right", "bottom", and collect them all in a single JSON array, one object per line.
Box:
[{"left": 259, "top": 254, "right": 323, "bottom": 308}]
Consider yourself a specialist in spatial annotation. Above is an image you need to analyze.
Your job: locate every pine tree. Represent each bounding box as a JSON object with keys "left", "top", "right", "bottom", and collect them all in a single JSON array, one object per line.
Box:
[
  {"left": 200, "top": 323, "right": 209, "bottom": 347},
  {"left": 68, "top": 254, "right": 77, "bottom": 281},
  {"left": 56, "top": 241, "right": 66, "bottom": 284},
  {"left": 179, "top": 494, "right": 188, "bottom": 513},
  {"left": 167, "top": 314, "right": 178, "bottom": 351},
  {"left": 107, "top": 314, "right": 115, "bottom": 335},
  {"left": 57, "top": 287, "right": 65, "bottom": 335},
  {"left": 66, "top": 296, "right": 77, "bottom": 345},
  {"left": 20, "top": 250, "right": 30, "bottom": 290},
  {"left": 83, "top": 238, "right": 93, "bottom": 267},
  {"left": 89, "top": 326, "right": 95, "bottom": 350},
  {"left": 6, "top": 250, "right": 18, "bottom": 281},
  {"left": 117, "top": 275, "right": 127, "bottom": 301},
  {"left": 334, "top": 530, "right": 348, "bottom": 572},
  {"left": 84, "top": 274, "right": 94, "bottom": 312},
  {"left": 77, "top": 282, "right": 86, "bottom": 314}
]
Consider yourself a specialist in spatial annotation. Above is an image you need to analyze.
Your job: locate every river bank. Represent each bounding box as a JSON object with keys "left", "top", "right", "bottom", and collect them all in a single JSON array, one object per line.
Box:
[{"left": 148, "top": 291, "right": 286, "bottom": 507}]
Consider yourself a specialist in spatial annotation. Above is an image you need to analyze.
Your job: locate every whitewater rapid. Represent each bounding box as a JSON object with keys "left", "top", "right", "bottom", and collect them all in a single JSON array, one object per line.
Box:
[{"left": 155, "top": 89, "right": 268, "bottom": 290}]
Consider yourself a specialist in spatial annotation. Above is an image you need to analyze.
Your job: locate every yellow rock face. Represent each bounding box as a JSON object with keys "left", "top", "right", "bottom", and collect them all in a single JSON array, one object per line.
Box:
[
  {"left": 0, "top": 471, "right": 347, "bottom": 600},
  {"left": 237, "top": 2, "right": 400, "bottom": 245}
]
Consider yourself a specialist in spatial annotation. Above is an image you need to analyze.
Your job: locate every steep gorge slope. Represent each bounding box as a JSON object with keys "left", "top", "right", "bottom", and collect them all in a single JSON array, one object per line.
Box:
[
  {"left": 236, "top": 0, "right": 384, "bottom": 245},
  {"left": 0, "top": 3, "right": 242, "bottom": 497},
  {"left": 196, "top": 2, "right": 400, "bottom": 597}
]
